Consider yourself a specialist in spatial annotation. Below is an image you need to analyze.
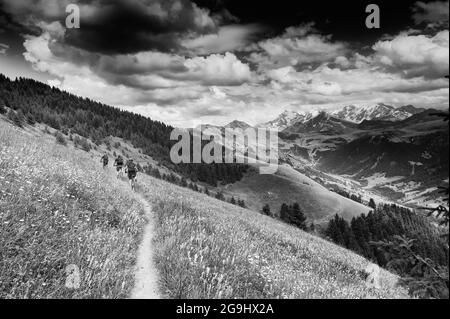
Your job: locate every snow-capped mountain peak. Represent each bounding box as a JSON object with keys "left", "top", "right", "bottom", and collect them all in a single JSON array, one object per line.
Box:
[
  {"left": 331, "top": 103, "right": 417, "bottom": 123},
  {"left": 257, "top": 104, "right": 424, "bottom": 131},
  {"left": 257, "top": 110, "right": 318, "bottom": 130}
]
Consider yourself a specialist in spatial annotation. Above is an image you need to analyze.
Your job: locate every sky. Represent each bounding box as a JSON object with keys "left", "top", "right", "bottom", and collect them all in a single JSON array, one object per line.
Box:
[{"left": 0, "top": 0, "right": 448, "bottom": 127}]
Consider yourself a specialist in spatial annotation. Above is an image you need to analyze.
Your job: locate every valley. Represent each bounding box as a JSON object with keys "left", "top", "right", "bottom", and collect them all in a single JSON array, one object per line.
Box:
[{"left": 226, "top": 104, "right": 449, "bottom": 212}]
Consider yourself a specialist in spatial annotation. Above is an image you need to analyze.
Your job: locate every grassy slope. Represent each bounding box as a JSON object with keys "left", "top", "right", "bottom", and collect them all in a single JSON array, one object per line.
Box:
[
  {"left": 0, "top": 117, "right": 408, "bottom": 299},
  {"left": 222, "top": 165, "right": 371, "bottom": 224},
  {"left": 0, "top": 119, "right": 146, "bottom": 298},
  {"left": 138, "top": 174, "right": 408, "bottom": 299}
]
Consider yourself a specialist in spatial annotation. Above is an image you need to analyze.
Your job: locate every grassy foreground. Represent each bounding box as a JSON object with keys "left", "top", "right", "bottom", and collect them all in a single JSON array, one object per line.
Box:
[
  {"left": 0, "top": 121, "right": 146, "bottom": 298},
  {"left": 139, "top": 174, "right": 408, "bottom": 299}
]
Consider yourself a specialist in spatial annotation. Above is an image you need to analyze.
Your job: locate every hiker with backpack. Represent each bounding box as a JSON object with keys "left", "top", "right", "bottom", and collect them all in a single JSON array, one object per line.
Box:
[
  {"left": 114, "top": 155, "right": 125, "bottom": 179},
  {"left": 101, "top": 153, "right": 109, "bottom": 169},
  {"left": 125, "top": 158, "right": 138, "bottom": 190}
]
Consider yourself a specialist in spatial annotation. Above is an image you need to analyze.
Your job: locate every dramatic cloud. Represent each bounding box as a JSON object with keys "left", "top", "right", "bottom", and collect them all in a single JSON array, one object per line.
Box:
[
  {"left": 373, "top": 30, "right": 449, "bottom": 79},
  {"left": 248, "top": 23, "right": 348, "bottom": 70},
  {"left": 2, "top": 0, "right": 219, "bottom": 54},
  {"left": 412, "top": 1, "right": 449, "bottom": 26},
  {"left": 22, "top": 25, "right": 252, "bottom": 108}
]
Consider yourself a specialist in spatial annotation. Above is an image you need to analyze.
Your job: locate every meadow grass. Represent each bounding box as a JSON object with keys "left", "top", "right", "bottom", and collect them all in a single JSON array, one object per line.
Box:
[
  {"left": 0, "top": 121, "right": 146, "bottom": 298},
  {"left": 139, "top": 174, "right": 409, "bottom": 299}
]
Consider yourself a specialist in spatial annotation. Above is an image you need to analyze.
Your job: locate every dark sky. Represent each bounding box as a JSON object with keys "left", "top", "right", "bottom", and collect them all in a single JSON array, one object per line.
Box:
[{"left": 193, "top": 0, "right": 422, "bottom": 41}]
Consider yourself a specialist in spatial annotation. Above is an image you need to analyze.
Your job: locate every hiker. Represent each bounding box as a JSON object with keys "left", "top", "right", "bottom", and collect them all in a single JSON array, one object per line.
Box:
[
  {"left": 114, "top": 155, "right": 125, "bottom": 178},
  {"left": 125, "top": 158, "right": 138, "bottom": 190},
  {"left": 101, "top": 153, "right": 109, "bottom": 169}
]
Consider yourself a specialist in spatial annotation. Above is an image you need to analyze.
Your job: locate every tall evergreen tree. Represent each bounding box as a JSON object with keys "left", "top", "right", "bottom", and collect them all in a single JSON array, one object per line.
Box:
[
  {"left": 369, "top": 198, "right": 377, "bottom": 210},
  {"left": 262, "top": 204, "right": 271, "bottom": 216}
]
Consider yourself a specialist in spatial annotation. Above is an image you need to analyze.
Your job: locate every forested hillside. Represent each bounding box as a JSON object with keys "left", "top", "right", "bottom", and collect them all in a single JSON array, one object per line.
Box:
[
  {"left": 326, "top": 204, "right": 449, "bottom": 298},
  {"left": 0, "top": 74, "right": 247, "bottom": 186}
]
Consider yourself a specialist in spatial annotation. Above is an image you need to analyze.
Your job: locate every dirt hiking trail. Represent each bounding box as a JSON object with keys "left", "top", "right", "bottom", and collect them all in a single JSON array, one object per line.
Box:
[
  {"left": 130, "top": 193, "right": 161, "bottom": 299},
  {"left": 107, "top": 167, "right": 161, "bottom": 298}
]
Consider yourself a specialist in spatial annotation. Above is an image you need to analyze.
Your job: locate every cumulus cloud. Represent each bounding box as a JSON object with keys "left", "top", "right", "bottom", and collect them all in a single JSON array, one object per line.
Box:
[
  {"left": 22, "top": 25, "right": 253, "bottom": 108},
  {"left": 248, "top": 23, "right": 348, "bottom": 70},
  {"left": 179, "top": 53, "right": 252, "bottom": 85},
  {"left": 373, "top": 30, "right": 449, "bottom": 79},
  {"left": 412, "top": 1, "right": 449, "bottom": 27}
]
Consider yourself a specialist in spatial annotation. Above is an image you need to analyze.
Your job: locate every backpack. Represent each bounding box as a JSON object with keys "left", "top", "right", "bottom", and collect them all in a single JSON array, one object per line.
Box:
[{"left": 127, "top": 161, "right": 137, "bottom": 173}]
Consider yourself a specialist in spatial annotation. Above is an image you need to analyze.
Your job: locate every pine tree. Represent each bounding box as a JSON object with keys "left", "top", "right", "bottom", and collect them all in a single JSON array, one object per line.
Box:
[
  {"left": 290, "top": 203, "right": 307, "bottom": 230},
  {"left": 280, "top": 203, "right": 290, "bottom": 222},
  {"left": 326, "top": 215, "right": 346, "bottom": 246},
  {"left": 262, "top": 204, "right": 271, "bottom": 216},
  {"left": 369, "top": 198, "right": 377, "bottom": 210}
]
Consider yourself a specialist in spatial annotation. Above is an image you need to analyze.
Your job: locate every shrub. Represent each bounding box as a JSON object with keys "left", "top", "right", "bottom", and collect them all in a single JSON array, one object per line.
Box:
[
  {"left": 262, "top": 204, "right": 271, "bottom": 216},
  {"left": 26, "top": 113, "right": 36, "bottom": 125},
  {"left": 61, "top": 127, "right": 69, "bottom": 135},
  {"left": 80, "top": 138, "right": 92, "bottom": 152},
  {"left": 55, "top": 131, "right": 67, "bottom": 146},
  {"left": 7, "top": 109, "right": 23, "bottom": 127},
  {"left": 0, "top": 104, "right": 6, "bottom": 114},
  {"left": 73, "top": 136, "right": 91, "bottom": 152},
  {"left": 215, "top": 191, "right": 225, "bottom": 201}
]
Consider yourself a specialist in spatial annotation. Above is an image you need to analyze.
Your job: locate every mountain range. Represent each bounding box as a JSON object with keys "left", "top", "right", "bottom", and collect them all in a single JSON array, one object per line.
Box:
[
  {"left": 257, "top": 104, "right": 426, "bottom": 131},
  {"left": 206, "top": 104, "right": 448, "bottom": 209}
]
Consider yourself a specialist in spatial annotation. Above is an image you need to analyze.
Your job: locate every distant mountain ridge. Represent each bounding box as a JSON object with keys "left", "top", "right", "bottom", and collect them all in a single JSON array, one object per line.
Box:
[
  {"left": 331, "top": 104, "right": 425, "bottom": 123},
  {"left": 258, "top": 104, "right": 427, "bottom": 130}
]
